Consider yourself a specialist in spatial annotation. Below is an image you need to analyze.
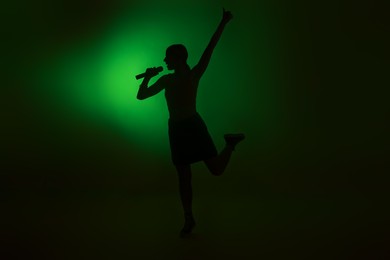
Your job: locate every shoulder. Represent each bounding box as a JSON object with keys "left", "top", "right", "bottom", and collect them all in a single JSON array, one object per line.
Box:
[
  {"left": 161, "top": 73, "right": 174, "bottom": 81},
  {"left": 190, "top": 68, "right": 201, "bottom": 83},
  {"left": 157, "top": 74, "right": 172, "bottom": 84},
  {"left": 156, "top": 74, "right": 174, "bottom": 89}
]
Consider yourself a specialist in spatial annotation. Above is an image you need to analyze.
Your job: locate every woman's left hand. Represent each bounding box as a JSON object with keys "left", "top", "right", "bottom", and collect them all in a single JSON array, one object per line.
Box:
[{"left": 222, "top": 8, "right": 233, "bottom": 23}]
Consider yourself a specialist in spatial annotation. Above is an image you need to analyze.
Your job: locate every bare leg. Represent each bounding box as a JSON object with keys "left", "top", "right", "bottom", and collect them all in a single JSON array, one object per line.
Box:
[
  {"left": 204, "top": 145, "right": 233, "bottom": 176},
  {"left": 204, "top": 133, "right": 245, "bottom": 176},
  {"left": 176, "top": 164, "right": 193, "bottom": 215},
  {"left": 175, "top": 164, "right": 196, "bottom": 236}
]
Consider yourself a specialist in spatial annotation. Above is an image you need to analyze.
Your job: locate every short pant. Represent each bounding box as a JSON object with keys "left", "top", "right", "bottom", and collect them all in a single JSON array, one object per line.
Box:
[{"left": 168, "top": 113, "right": 218, "bottom": 165}]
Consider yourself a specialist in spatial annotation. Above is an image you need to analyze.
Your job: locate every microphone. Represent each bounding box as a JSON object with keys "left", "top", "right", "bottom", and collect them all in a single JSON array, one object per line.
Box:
[{"left": 135, "top": 66, "right": 163, "bottom": 80}]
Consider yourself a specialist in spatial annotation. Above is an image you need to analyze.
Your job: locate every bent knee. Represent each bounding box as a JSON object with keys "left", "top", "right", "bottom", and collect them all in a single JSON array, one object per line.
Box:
[
  {"left": 204, "top": 158, "right": 222, "bottom": 176},
  {"left": 208, "top": 165, "right": 223, "bottom": 176}
]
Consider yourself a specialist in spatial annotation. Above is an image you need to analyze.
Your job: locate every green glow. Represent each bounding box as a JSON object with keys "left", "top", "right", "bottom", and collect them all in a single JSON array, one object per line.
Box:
[{"left": 32, "top": 2, "right": 279, "bottom": 158}]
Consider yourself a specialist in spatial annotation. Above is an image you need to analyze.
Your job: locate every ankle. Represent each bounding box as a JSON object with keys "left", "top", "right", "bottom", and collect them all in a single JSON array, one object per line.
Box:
[{"left": 184, "top": 211, "right": 193, "bottom": 218}]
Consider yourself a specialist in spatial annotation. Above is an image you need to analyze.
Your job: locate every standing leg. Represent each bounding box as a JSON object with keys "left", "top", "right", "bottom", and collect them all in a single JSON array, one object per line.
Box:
[{"left": 175, "top": 164, "right": 196, "bottom": 237}]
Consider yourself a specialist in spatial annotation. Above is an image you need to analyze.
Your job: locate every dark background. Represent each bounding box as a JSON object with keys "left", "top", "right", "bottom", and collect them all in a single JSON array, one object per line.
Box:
[{"left": 2, "top": 0, "right": 389, "bottom": 259}]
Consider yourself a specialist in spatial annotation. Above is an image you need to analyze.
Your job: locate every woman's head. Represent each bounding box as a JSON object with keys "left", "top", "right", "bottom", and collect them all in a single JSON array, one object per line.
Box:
[{"left": 164, "top": 44, "right": 188, "bottom": 70}]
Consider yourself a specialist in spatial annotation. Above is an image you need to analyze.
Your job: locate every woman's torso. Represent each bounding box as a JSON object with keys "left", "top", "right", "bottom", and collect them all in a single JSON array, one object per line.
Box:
[{"left": 164, "top": 70, "right": 199, "bottom": 120}]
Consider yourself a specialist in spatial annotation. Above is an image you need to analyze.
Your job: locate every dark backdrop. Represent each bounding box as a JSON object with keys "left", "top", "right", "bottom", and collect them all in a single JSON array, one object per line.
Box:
[{"left": 2, "top": 0, "right": 389, "bottom": 259}]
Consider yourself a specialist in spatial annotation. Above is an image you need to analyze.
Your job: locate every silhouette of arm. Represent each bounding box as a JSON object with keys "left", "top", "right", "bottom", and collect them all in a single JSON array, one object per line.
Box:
[
  {"left": 193, "top": 8, "right": 233, "bottom": 79},
  {"left": 137, "top": 72, "right": 168, "bottom": 100}
]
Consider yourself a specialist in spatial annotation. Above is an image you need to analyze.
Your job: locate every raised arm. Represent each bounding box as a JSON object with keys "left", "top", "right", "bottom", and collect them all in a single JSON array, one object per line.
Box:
[
  {"left": 137, "top": 68, "right": 168, "bottom": 100},
  {"left": 193, "top": 8, "right": 233, "bottom": 79}
]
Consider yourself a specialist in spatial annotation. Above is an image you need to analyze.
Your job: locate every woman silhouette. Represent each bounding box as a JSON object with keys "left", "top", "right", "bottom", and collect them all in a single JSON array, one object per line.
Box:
[{"left": 137, "top": 8, "right": 245, "bottom": 237}]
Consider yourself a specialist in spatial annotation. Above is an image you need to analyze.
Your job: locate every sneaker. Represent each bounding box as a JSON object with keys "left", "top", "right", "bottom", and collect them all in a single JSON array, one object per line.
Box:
[{"left": 224, "top": 133, "right": 245, "bottom": 151}]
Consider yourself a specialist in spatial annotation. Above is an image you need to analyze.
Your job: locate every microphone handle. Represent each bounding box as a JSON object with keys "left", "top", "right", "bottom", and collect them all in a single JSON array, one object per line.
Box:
[
  {"left": 135, "top": 66, "right": 163, "bottom": 80},
  {"left": 135, "top": 73, "right": 147, "bottom": 80}
]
